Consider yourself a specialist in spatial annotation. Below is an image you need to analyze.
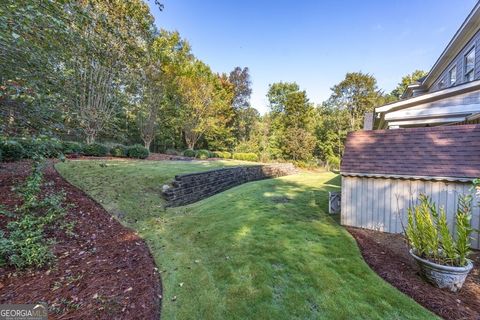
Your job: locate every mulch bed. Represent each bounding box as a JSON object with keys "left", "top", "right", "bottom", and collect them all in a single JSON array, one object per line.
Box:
[
  {"left": 0, "top": 161, "right": 162, "bottom": 319},
  {"left": 348, "top": 227, "right": 480, "bottom": 320}
]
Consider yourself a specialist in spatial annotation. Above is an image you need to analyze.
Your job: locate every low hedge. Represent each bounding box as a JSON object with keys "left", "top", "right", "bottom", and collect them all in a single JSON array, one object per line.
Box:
[
  {"left": 213, "top": 151, "right": 231, "bottom": 159},
  {"left": 110, "top": 144, "right": 128, "bottom": 157},
  {"left": 196, "top": 149, "right": 210, "bottom": 160},
  {"left": 62, "top": 141, "right": 83, "bottom": 154},
  {"left": 127, "top": 144, "right": 149, "bottom": 159},
  {"left": 16, "top": 136, "right": 62, "bottom": 158},
  {"left": 83, "top": 143, "right": 109, "bottom": 157},
  {"left": 183, "top": 149, "right": 196, "bottom": 158},
  {"left": 232, "top": 152, "right": 258, "bottom": 162},
  {"left": 0, "top": 140, "right": 24, "bottom": 161}
]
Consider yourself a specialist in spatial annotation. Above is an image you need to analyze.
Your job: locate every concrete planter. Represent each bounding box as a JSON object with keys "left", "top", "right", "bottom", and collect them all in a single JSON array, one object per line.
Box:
[{"left": 409, "top": 249, "right": 473, "bottom": 292}]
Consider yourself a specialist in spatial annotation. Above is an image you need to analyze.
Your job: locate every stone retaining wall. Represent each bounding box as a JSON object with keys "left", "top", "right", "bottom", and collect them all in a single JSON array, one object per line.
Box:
[{"left": 163, "top": 163, "right": 298, "bottom": 207}]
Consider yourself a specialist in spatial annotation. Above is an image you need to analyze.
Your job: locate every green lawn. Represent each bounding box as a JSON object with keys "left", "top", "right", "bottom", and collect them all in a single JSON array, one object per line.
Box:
[{"left": 56, "top": 159, "right": 436, "bottom": 320}]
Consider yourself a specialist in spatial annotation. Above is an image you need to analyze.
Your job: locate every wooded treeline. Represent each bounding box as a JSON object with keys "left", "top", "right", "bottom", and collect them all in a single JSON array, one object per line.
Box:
[{"left": 0, "top": 0, "right": 426, "bottom": 167}]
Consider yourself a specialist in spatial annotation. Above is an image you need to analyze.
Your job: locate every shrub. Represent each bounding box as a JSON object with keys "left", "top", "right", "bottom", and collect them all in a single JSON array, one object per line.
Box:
[
  {"left": 62, "top": 141, "right": 83, "bottom": 154},
  {"left": 83, "top": 143, "right": 109, "bottom": 157},
  {"left": 16, "top": 136, "right": 62, "bottom": 158},
  {"left": 127, "top": 144, "right": 149, "bottom": 159},
  {"left": 110, "top": 144, "right": 128, "bottom": 157},
  {"left": 196, "top": 149, "right": 210, "bottom": 160},
  {"left": 213, "top": 151, "right": 231, "bottom": 159},
  {"left": 0, "top": 161, "right": 68, "bottom": 269},
  {"left": 232, "top": 152, "right": 259, "bottom": 162},
  {"left": 0, "top": 140, "right": 24, "bottom": 161},
  {"left": 183, "top": 149, "right": 196, "bottom": 158},
  {"left": 405, "top": 194, "right": 473, "bottom": 267},
  {"left": 326, "top": 155, "right": 340, "bottom": 171}
]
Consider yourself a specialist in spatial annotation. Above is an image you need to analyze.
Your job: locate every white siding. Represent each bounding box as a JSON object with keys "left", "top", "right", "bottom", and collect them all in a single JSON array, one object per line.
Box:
[{"left": 341, "top": 176, "right": 480, "bottom": 249}]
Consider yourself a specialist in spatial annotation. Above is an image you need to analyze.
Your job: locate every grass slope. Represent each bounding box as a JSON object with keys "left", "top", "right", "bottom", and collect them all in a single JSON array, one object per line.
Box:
[{"left": 56, "top": 160, "right": 436, "bottom": 320}]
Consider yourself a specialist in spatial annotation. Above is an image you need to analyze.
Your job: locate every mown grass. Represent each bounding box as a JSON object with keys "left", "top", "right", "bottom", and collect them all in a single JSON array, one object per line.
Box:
[{"left": 56, "top": 159, "right": 437, "bottom": 320}]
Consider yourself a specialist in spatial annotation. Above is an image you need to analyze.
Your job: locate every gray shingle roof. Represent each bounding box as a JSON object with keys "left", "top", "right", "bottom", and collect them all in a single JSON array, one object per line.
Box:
[{"left": 341, "top": 124, "right": 480, "bottom": 180}]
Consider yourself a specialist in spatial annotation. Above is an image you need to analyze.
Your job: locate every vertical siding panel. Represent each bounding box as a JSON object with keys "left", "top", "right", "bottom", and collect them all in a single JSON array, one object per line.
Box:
[
  {"left": 472, "top": 184, "right": 480, "bottom": 249},
  {"left": 373, "top": 179, "right": 380, "bottom": 231},
  {"left": 380, "top": 179, "right": 387, "bottom": 232},
  {"left": 351, "top": 177, "right": 357, "bottom": 227},
  {"left": 367, "top": 178, "right": 373, "bottom": 229},
  {"left": 446, "top": 182, "right": 457, "bottom": 235},
  {"left": 360, "top": 178, "right": 366, "bottom": 228}
]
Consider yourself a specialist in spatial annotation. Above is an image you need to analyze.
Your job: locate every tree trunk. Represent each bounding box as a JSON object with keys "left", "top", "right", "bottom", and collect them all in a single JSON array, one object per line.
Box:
[{"left": 144, "top": 139, "right": 152, "bottom": 150}]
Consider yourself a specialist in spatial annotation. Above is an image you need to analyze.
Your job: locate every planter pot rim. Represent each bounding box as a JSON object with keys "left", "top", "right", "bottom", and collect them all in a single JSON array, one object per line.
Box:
[{"left": 409, "top": 249, "right": 473, "bottom": 273}]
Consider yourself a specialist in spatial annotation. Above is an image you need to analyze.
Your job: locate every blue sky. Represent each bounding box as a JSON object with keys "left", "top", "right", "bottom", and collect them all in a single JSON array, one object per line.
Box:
[{"left": 146, "top": 0, "right": 477, "bottom": 114}]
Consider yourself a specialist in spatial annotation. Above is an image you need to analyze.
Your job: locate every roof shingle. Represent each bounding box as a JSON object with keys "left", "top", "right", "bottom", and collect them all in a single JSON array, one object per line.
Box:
[{"left": 340, "top": 124, "right": 480, "bottom": 179}]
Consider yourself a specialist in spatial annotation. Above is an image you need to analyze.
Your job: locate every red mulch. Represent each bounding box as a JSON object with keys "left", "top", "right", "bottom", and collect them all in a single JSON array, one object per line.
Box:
[
  {"left": 348, "top": 227, "right": 480, "bottom": 320},
  {"left": 0, "top": 161, "right": 162, "bottom": 319}
]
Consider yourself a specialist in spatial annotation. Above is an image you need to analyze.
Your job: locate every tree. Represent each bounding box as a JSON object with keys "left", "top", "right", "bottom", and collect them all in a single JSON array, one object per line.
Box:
[
  {"left": 327, "top": 72, "right": 383, "bottom": 131},
  {"left": 390, "top": 70, "right": 428, "bottom": 99},
  {"left": 229, "top": 67, "right": 252, "bottom": 109},
  {"left": 178, "top": 61, "right": 233, "bottom": 150},
  {"left": 283, "top": 127, "right": 316, "bottom": 161}
]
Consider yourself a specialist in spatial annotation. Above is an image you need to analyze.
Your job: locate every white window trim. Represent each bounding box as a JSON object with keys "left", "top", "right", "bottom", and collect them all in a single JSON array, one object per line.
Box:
[
  {"left": 464, "top": 46, "right": 475, "bottom": 82},
  {"left": 449, "top": 65, "right": 457, "bottom": 86}
]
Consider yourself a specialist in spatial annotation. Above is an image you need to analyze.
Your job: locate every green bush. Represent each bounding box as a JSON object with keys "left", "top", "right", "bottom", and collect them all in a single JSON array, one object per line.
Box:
[
  {"left": 326, "top": 155, "right": 340, "bottom": 171},
  {"left": 62, "top": 141, "right": 83, "bottom": 154},
  {"left": 212, "top": 151, "right": 231, "bottom": 159},
  {"left": 110, "top": 144, "right": 128, "bottom": 157},
  {"left": 232, "top": 152, "right": 259, "bottom": 162},
  {"left": 16, "top": 136, "right": 62, "bottom": 159},
  {"left": 0, "top": 161, "right": 68, "bottom": 269},
  {"left": 406, "top": 194, "right": 473, "bottom": 267},
  {"left": 183, "top": 149, "right": 196, "bottom": 158},
  {"left": 83, "top": 143, "right": 109, "bottom": 157},
  {"left": 127, "top": 144, "right": 149, "bottom": 159},
  {"left": 0, "top": 140, "right": 25, "bottom": 161},
  {"left": 196, "top": 149, "right": 210, "bottom": 160}
]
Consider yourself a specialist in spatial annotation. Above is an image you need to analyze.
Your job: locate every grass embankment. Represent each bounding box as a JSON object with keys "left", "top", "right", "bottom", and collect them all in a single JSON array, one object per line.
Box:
[{"left": 56, "top": 159, "right": 436, "bottom": 320}]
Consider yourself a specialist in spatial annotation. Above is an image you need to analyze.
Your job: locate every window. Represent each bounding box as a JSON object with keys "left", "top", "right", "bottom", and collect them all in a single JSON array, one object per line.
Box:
[
  {"left": 464, "top": 47, "right": 475, "bottom": 82},
  {"left": 449, "top": 65, "right": 457, "bottom": 86}
]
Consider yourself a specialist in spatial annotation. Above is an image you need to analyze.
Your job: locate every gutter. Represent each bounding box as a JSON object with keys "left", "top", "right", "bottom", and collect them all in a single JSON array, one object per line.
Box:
[{"left": 340, "top": 172, "right": 474, "bottom": 183}]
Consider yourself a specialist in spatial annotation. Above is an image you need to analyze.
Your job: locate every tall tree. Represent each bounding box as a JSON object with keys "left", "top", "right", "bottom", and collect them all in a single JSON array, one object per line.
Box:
[
  {"left": 390, "top": 70, "right": 428, "bottom": 99},
  {"left": 229, "top": 67, "right": 252, "bottom": 109},
  {"left": 327, "top": 72, "right": 383, "bottom": 131}
]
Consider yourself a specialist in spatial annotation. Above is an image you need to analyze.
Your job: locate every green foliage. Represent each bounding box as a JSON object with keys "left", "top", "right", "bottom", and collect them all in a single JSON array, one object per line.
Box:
[
  {"left": 16, "top": 136, "right": 62, "bottom": 158},
  {"left": 406, "top": 194, "right": 473, "bottom": 266},
  {"left": 0, "top": 140, "right": 24, "bottom": 161},
  {"left": 110, "top": 144, "right": 128, "bottom": 157},
  {"left": 83, "top": 143, "right": 109, "bottom": 157},
  {"left": 127, "top": 144, "right": 149, "bottom": 159},
  {"left": 0, "top": 161, "right": 68, "bottom": 269},
  {"left": 213, "top": 151, "right": 231, "bottom": 159},
  {"left": 326, "top": 155, "right": 341, "bottom": 171},
  {"left": 62, "top": 141, "right": 83, "bottom": 154},
  {"left": 232, "top": 152, "right": 259, "bottom": 162},
  {"left": 390, "top": 70, "right": 428, "bottom": 99},
  {"left": 196, "top": 149, "right": 210, "bottom": 159},
  {"left": 183, "top": 149, "right": 197, "bottom": 158}
]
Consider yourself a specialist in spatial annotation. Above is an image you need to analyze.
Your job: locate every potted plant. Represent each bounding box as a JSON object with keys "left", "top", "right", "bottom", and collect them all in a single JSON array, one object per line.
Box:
[{"left": 405, "top": 193, "right": 474, "bottom": 292}]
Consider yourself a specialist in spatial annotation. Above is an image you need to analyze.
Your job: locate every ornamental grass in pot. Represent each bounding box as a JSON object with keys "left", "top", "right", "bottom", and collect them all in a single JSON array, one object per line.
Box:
[{"left": 405, "top": 194, "right": 474, "bottom": 292}]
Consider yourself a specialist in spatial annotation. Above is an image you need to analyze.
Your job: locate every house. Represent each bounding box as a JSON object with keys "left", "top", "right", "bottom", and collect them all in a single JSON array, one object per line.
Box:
[
  {"left": 340, "top": 124, "right": 480, "bottom": 249},
  {"left": 373, "top": 2, "right": 480, "bottom": 129}
]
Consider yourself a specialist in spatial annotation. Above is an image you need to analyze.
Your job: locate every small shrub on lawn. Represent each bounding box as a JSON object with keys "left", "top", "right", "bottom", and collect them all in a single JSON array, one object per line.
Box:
[
  {"left": 127, "top": 144, "right": 149, "bottom": 159},
  {"left": 62, "top": 141, "right": 83, "bottom": 154},
  {"left": 406, "top": 194, "right": 473, "bottom": 267},
  {"left": 232, "top": 152, "right": 258, "bottom": 162},
  {"left": 0, "top": 140, "right": 25, "bottom": 161},
  {"left": 0, "top": 161, "right": 69, "bottom": 269},
  {"left": 183, "top": 149, "right": 196, "bottom": 158},
  {"left": 213, "top": 151, "right": 231, "bottom": 159},
  {"left": 83, "top": 143, "right": 109, "bottom": 157},
  {"left": 196, "top": 149, "right": 210, "bottom": 160},
  {"left": 110, "top": 144, "right": 128, "bottom": 157}
]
